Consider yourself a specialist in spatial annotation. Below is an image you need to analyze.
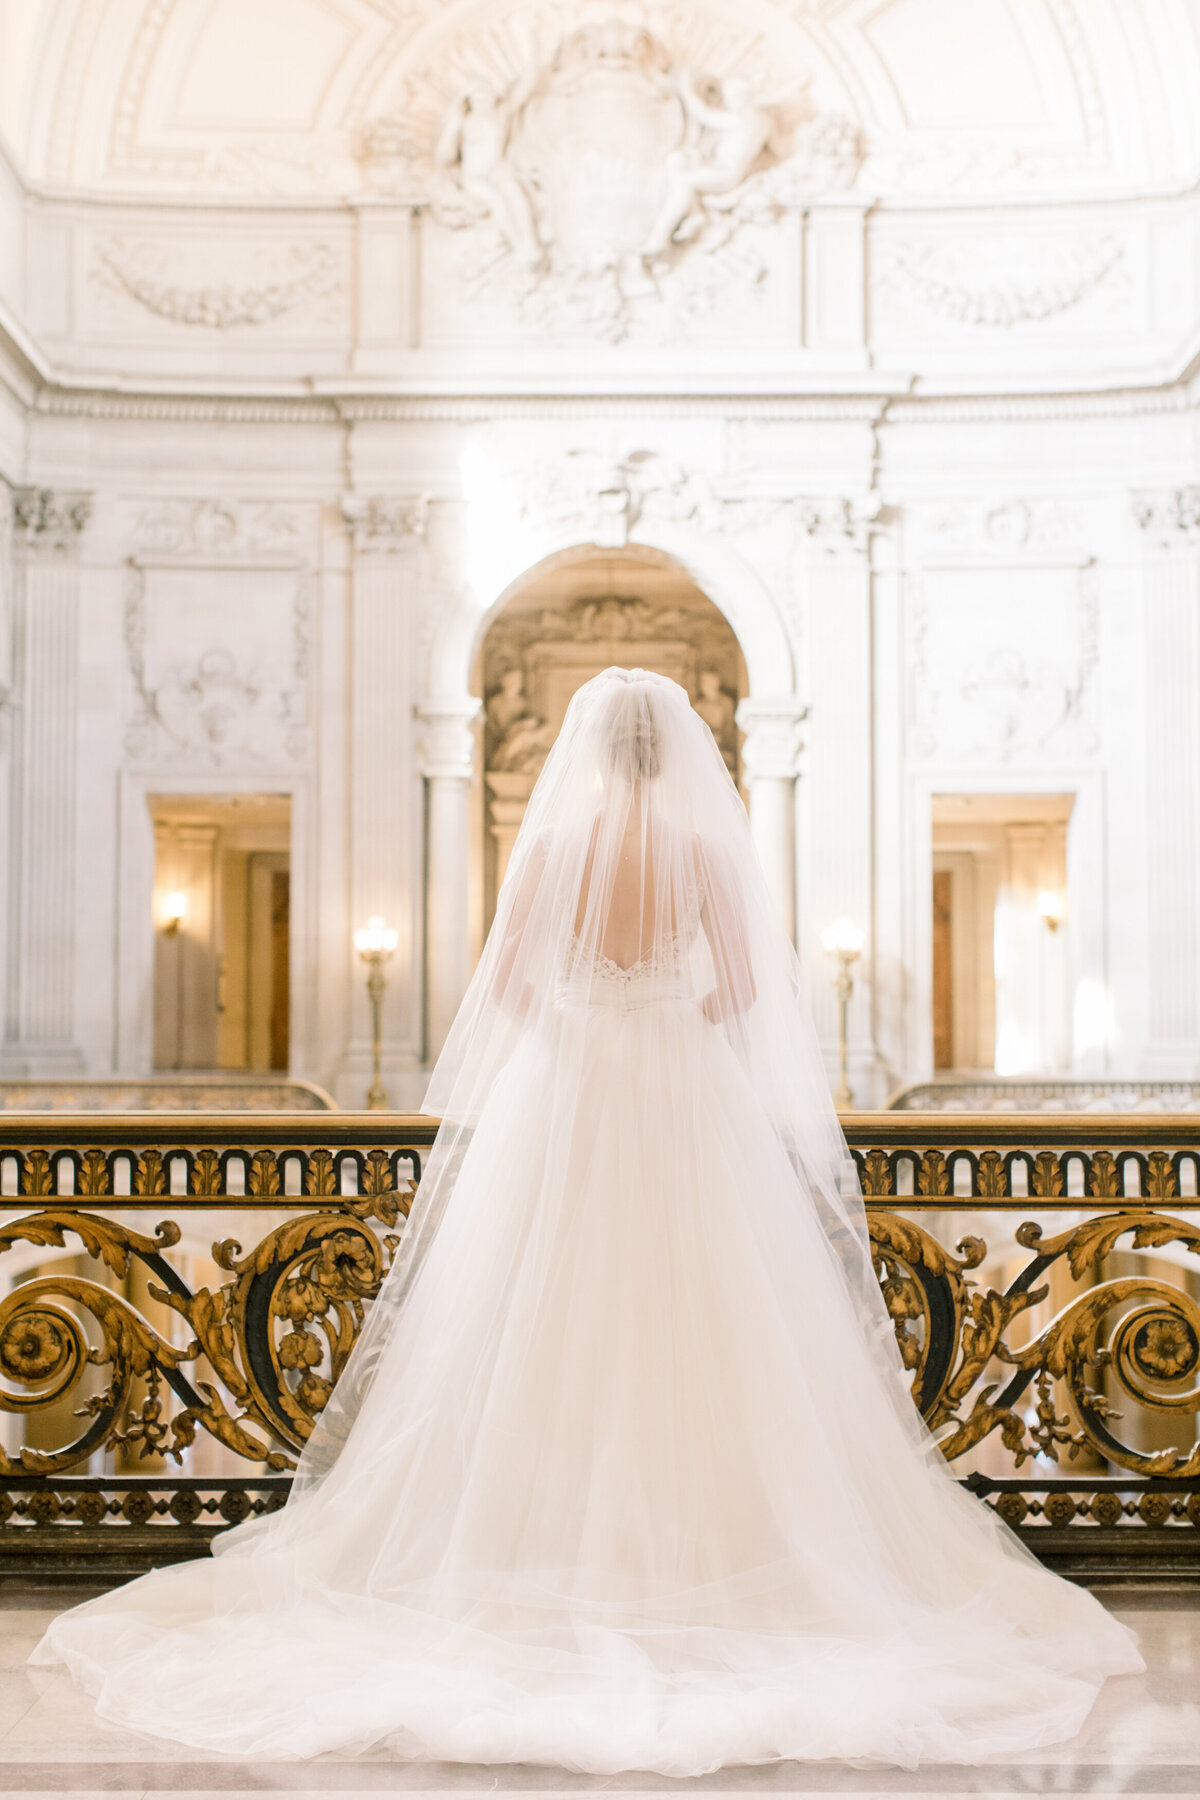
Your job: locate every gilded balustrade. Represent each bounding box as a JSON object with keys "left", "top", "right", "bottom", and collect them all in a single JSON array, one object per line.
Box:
[{"left": 0, "top": 1112, "right": 1198, "bottom": 1579}]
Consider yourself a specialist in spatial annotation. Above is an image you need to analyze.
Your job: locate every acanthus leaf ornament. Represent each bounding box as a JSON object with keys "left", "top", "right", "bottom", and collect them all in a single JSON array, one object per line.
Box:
[
  {"left": 1132, "top": 486, "right": 1200, "bottom": 548},
  {"left": 12, "top": 488, "right": 92, "bottom": 556},
  {"left": 341, "top": 495, "right": 428, "bottom": 555}
]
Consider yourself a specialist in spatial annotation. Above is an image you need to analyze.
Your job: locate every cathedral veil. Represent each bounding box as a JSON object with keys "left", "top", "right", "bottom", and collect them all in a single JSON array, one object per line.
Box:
[
  {"left": 32, "top": 665, "right": 1141, "bottom": 1773},
  {"left": 293, "top": 666, "right": 882, "bottom": 1494}
]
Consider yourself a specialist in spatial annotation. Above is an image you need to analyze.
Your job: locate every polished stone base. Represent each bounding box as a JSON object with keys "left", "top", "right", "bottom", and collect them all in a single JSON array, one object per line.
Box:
[{"left": 1, "top": 1588, "right": 1195, "bottom": 1796}]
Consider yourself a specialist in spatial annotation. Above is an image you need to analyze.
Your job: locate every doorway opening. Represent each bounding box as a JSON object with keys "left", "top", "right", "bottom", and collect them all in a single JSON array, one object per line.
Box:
[
  {"left": 931, "top": 793, "right": 1074, "bottom": 1074},
  {"left": 472, "top": 546, "right": 747, "bottom": 936},
  {"left": 151, "top": 794, "right": 291, "bottom": 1072}
]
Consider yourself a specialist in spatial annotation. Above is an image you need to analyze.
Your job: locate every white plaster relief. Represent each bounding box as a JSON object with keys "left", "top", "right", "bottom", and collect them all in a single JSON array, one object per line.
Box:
[
  {"left": 341, "top": 495, "right": 428, "bottom": 554},
  {"left": 122, "top": 499, "right": 313, "bottom": 768},
  {"left": 795, "top": 496, "right": 877, "bottom": 559},
  {"left": 874, "top": 233, "right": 1127, "bottom": 328},
  {"left": 907, "top": 568, "right": 1100, "bottom": 764},
  {"left": 917, "top": 498, "right": 1088, "bottom": 556},
  {"left": 129, "top": 498, "right": 301, "bottom": 555},
  {"left": 401, "top": 17, "right": 859, "bottom": 342},
  {"left": 1132, "top": 486, "right": 1200, "bottom": 549},
  {"left": 91, "top": 239, "right": 343, "bottom": 330},
  {"left": 12, "top": 488, "right": 93, "bottom": 554}
]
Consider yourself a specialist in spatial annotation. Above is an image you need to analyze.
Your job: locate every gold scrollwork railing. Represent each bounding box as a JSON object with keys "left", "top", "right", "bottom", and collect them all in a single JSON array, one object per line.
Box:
[{"left": 0, "top": 1112, "right": 1198, "bottom": 1579}]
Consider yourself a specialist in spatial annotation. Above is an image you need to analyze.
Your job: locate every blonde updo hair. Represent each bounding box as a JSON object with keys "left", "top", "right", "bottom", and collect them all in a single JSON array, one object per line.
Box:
[{"left": 600, "top": 672, "right": 662, "bottom": 783}]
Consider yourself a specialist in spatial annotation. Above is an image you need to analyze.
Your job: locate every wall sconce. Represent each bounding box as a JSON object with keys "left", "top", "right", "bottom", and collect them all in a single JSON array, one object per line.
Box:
[
  {"left": 820, "top": 916, "right": 865, "bottom": 1110},
  {"left": 162, "top": 891, "right": 188, "bottom": 936},
  {"left": 353, "top": 915, "right": 399, "bottom": 1112},
  {"left": 1037, "top": 889, "right": 1065, "bottom": 932}
]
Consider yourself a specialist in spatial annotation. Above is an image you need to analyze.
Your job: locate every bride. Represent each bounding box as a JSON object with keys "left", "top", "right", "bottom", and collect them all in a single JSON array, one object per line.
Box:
[{"left": 34, "top": 667, "right": 1140, "bottom": 1773}]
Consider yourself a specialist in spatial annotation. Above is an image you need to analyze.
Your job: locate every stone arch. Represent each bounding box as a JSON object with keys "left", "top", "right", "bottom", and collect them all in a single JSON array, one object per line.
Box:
[
  {"left": 429, "top": 511, "right": 796, "bottom": 702},
  {"left": 472, "top": 542, "right": 749, "bottom": 930},
  {"left": 419, "top": 503, "right": 805, "bottom": 1056}
]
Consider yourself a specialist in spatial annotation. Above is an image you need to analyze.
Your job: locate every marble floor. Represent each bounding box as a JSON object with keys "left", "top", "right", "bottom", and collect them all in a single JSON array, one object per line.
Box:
[{"left": 1, "top": 1587, "right": 1197, "bottom": 1800}]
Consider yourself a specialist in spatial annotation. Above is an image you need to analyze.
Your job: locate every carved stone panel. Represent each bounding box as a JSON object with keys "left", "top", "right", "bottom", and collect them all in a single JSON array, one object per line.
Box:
[
  {"left": 907, "top": 567, "right": 1100, "bottom": 765},
  {"left": 124, "top": 552, "right": 312, "bottom": 769},
  {"left": 395, "top": 15, "right": 859, "bottom": 344}
]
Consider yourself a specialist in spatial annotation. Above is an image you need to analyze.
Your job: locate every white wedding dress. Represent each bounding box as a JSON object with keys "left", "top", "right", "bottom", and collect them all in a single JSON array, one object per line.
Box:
[{"left": 33, "top": 670, "right": 1141, "bottom": 1773}]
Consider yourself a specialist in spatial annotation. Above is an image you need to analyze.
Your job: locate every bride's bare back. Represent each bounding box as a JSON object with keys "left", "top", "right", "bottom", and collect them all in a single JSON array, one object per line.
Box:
[{"left": 573, "top": 802, "right": 697, "bottom": 971}]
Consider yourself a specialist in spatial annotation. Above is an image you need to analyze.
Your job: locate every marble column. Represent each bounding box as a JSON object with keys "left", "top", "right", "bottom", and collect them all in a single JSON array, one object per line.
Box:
[
  {"left": 417, "top": 699, "right": 481, "bottom": 1060},
  {"left": 342, "top": 495, "right": 427, "bottom": 1101},
  {"left": 1, "top": 488, "right": 91, "bottom": 1076},
  {"left": 736, "top": 699, "right": 805, "bottom": 942}
]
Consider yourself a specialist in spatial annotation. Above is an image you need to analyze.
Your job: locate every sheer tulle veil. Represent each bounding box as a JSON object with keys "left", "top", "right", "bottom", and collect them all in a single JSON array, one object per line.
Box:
[
  {"left": 32, "top": 664, "right": 1143, "bottom": 1772},
  {"left": 296, "top": 666, "right": 880, "bottom": 1494}
]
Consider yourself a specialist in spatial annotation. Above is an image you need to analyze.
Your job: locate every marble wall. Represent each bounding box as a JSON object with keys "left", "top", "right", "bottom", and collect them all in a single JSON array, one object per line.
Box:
[{"left": 0, "top": 0, "right": 1197, "bottom": 1107}]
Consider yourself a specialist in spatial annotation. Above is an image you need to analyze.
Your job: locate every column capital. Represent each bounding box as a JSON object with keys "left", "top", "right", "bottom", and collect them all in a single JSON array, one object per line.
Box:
[
  {"left": 736, "top": 697, "right": 808, "bottom": 780},
  {"left": 416, "top": 698, "right": 481, "bottom": 781},
  {"left": 794, "top": 497, "right": 878, "bottom": 562},
  {"left": 1132, "top": 485, "right": 1200, "bottom": 552},
  {"left": 341, "top": 492, "right": 427, "bottom": 555},
  {"left": 13, "top": 488, "right": 92, "bottom": 556}
]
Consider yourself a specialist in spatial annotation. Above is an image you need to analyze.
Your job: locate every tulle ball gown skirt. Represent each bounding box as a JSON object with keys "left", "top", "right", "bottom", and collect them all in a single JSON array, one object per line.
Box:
[{"left": 32, "top": 985, "right": 1141, "bottom": 1772}]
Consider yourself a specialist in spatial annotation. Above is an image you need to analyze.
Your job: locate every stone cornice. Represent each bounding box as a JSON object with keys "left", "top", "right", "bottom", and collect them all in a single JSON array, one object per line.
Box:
[{"left": 15, "top": 384, "right": 1200, "bottom": 427}]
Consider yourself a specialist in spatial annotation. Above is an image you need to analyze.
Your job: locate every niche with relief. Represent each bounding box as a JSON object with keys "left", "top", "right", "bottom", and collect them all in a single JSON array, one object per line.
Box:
[{"left": 475, "top": 547, "right": 746, "bottom": 932}]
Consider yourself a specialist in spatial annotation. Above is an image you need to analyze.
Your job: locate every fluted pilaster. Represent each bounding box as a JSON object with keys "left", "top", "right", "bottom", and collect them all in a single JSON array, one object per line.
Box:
[
  {"left": 342, "top": 494, "right": 427, "bottom": 1087},
  {"left": 1137, "top": 494, "right": 1200, "bottom": 1074},
  {"left": 1, "top": 488, "right": 91, "bottom": 1075},
  {"left": 417, "top": 698, "right": 481, "bottom": 1060}
]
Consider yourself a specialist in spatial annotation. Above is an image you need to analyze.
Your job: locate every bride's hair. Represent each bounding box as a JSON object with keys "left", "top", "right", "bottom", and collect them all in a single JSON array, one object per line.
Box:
[{"left": 601, "top": 673, "right": 662, "bottom": 782}]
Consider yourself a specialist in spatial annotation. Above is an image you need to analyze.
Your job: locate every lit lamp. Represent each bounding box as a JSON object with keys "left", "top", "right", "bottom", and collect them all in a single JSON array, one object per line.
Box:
[
  {"left": 162, "top": 891, "right": 188, "bottom": 936},
  {"left": 820, "top": 916, "right": 866, "bottom": 1110},
  {"left": 1037, "top": 889, "right": 1065, "bottom": 932},
  {"left": 353, "top": 916, "right": 399, "bottom": 1112}
]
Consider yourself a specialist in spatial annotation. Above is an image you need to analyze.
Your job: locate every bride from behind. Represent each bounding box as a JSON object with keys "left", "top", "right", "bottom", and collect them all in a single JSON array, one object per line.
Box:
[{"left": 33, "top": 667, "right": 1141, "bottom": 1772}]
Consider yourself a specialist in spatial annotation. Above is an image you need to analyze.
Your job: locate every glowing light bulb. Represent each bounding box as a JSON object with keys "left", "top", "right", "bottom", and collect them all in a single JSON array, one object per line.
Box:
[
  {"left": 163, "top": 891, "right": 187, "bottom": 934},
  {"left": 353, "top": 915, "right": 399, "bottom": 958},
  {"left": 820, "top": 916, "right": 865, "bottom": 960},
  {"left": 1037, "top": 890, "right": 1064, "bottom": 931}
]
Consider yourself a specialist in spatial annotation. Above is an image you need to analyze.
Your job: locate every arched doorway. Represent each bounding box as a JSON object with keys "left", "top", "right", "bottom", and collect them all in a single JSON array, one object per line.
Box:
[{"left": 472, "top": 546, "right": 747, "bottom": 935}]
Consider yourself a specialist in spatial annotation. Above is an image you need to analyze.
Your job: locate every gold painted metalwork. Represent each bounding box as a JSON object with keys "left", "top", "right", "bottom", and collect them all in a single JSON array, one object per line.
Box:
[{"left": 0, "top": 1112, "right": 1198, "bottom": 1570}]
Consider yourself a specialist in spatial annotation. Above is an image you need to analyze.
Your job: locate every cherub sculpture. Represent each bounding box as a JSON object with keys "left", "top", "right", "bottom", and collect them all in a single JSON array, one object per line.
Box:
[{"left": 643, "top": 70, "right": 773, "bottom": 258}]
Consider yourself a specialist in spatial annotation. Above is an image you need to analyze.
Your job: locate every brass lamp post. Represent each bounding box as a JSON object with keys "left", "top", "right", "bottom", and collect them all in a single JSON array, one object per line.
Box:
[
  {"left": 353, "top": 916, "right": 399, "bottom": 1112},
  {"left": 820, "top": 916, "right": 865, "bottom": 1111}
]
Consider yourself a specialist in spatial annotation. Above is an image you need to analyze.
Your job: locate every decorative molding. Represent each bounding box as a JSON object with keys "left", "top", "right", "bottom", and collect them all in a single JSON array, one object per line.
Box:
[
  {"left": 23, "top": 386, "right": 1200, "bottom": 426},
  {"left": 1132, "top": 486, "right": 1200, "bottom": 549},
  {"left": 92, "top": 240, "right": 342, "bottom": 331},
  {"left": 795, "top": 496, "right": 878, "bottom": 559},
  {"left": 416, "top": 700, "right": 482, "bottom": 782},
  {"left": 12, "top": 488, "right": 91, "bottom": 555},
  {"left": 875, "top": 234, "right": 1126, "bottom": 328},
  {"left": 735, "top": 698, "right": 807, "bottom": 780},
  {"left": 503, "top": 447, "right": 815, "bottom": 550},
  {"left": 341, "top": 494, "right": 428, "bottom": 554},
  {"left": 906, "top": 567, "right": 1100, "bottom": 765},
  {"left": 504, "top": 448, "right": 697, "bottom": 547},
  {"left": 916, "top": 497, "right": 1089, "bottom": 559},
  {"left": 122, "top": 559, "right": 312, "bottom": 768},
  {"left": 405, "top": 19, "right": 860, "bottom": 342},
  {"left": 128, "top": 498, "right": 301, "bottom": 558}
]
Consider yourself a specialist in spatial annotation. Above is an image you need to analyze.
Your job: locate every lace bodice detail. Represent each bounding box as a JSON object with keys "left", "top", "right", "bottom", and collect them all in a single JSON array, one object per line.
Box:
[
  {"left": 580, "top": 924, "right": 696, "bottom": 983},
  {"left": 562, "top": 892, "right": 703, "bottom": 1010}
]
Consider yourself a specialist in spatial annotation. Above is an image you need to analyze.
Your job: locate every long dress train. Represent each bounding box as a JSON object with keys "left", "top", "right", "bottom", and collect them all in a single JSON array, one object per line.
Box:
[{"left": 32, "top": 669, "right": 1141, "bottom": 1772}]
